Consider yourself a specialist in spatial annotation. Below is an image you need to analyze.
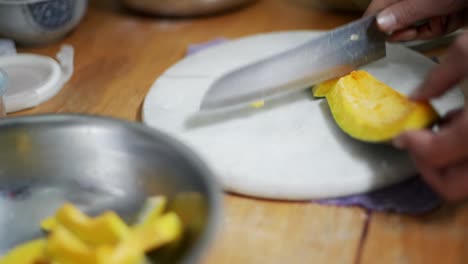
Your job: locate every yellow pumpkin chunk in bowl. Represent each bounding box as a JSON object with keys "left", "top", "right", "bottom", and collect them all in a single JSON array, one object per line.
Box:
[
  {"left": 1, "top": 196, "right": 183, "bottom": 264},
  {"left": 314, "top": 70, "right": 439, "bottom": 143}
]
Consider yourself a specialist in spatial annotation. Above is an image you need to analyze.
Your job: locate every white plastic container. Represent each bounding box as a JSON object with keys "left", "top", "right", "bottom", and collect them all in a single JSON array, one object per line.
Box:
[{"left": 0, "top": 45, "right": 74, "bottom": 113}]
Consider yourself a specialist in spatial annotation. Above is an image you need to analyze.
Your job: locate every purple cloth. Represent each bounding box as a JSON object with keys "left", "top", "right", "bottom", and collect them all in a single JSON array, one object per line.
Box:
[
  {"left": 186, "top": 38, "right": 229, "bottom": 56},
  {"left": 318, "top": 177, "right": 441, "bottom": 214},
  {"left": 186, "top": 38, "right": 442, "bottom": 214}
]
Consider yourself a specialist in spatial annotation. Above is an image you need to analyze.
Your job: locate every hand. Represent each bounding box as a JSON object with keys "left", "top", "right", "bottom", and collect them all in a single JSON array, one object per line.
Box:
[
  {"left": 393, "top": 33, "right": 468, "bottom": 202},
  {"left": 365, "top": 0, "right": 468, "bottom": 42}
]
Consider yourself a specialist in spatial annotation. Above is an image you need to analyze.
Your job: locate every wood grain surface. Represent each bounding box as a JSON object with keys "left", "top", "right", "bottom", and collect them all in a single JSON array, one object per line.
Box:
[{"left": 10, "top": 0, "right": 468, "bottom": 263}]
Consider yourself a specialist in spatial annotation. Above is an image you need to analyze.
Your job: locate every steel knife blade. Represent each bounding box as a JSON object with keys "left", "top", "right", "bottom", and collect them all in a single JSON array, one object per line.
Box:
[{"left": 199, "top": 16, "right": 386, "bottom": 111}]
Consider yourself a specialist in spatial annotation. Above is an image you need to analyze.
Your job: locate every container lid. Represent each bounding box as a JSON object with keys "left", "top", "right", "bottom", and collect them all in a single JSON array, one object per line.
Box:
[
  {"left": 0, "top": 45, "right": 74, "bottom": 113},
  {"left": 0, "top": 69, "right": 6, "bottom": 96}
]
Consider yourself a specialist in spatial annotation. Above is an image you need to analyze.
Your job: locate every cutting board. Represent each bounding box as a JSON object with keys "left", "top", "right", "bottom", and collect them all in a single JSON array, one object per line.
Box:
[{"left": 142, "top": 31, "right": 464, "bottom": 200}]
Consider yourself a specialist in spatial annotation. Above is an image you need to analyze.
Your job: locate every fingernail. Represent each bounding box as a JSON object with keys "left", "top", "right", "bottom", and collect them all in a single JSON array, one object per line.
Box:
[
  {"left": 392, "top": 137, "right": 406, "bottom": 149},
  {"left": 377, "top": 10, "right": 397, "bottom": 31}
]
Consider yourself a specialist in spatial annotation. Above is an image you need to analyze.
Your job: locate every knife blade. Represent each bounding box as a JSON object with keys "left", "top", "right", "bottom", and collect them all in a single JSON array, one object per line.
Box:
[{"left": 199, "top": 16, "right": 386, "bottom": 111}]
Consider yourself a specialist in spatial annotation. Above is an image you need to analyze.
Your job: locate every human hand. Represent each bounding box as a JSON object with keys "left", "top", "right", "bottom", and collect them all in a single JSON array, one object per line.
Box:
[
  {"left": 365, "top": 0, "right": 468, "bottom": 42},
  {"left": 392, "top": 33, "right": 468, "bottom": 202}
]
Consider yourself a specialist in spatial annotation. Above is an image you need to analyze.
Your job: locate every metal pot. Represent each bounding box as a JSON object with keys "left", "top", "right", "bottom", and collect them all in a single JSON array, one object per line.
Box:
[{"left": 120, "top": 0, "right": 256, "bottom": 16}]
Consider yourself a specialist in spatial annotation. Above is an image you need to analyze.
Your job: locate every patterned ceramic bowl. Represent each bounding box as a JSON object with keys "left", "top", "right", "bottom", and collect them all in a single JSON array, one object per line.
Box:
[{"left": 0, "top": 0, "right": 88, "bottom": 46}]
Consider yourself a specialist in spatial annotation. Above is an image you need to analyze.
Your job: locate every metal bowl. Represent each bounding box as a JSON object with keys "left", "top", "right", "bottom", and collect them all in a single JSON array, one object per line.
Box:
[
  {"left": 120, "top": 0, "right": 256, "bottom": 17},
  {"left": 0, "top": 114, "right": 222, "bottom": 263},
  {"left": 0, "top": 0, "right": 88, "bottom": 46}
]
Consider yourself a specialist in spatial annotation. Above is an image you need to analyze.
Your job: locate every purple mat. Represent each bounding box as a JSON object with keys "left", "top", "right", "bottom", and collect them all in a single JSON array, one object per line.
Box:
[
  {"left": 318, "top": 177, "right": 441, "bottom": 214},
  {"left": 186, "top": 38, "right": 229, "bottom": 56},
  {"left": 186, "top": 38, "right": 442, "bottom": 214}
]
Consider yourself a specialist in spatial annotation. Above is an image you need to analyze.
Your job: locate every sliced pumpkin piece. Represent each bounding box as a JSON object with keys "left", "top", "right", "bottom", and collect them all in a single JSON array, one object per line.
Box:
[
  {"left": 134, "top": 196, "right": 167, "bottom": 227},
  {"left": 0, "top": 239, "right": 47, "bottom": 264},
  {"left": 318, "top": 70, "right": 439, "bottom": 142},
  {"left": 41, "top": 216, "right": 58, "bottom": 232},
  {"left": 53, "top": 203, "right": 130, "bottom": 246},
  {"left": 312, "top": 77, "right": 340, "bottom": 98},
  {"left": 46, "top": 225, "right": 96, "bottom": 264},
  {"left": 131, "top": 212, "right": 183, "bottom": 251},
  {"left": 250, "top": 100, "right": 265, "bottom": 108},
  {"left": 95, "top": 244, "right": 147, "bottom": 264},
  {"left": 2, "top": 197, "right": 183, "bottom": 264}
]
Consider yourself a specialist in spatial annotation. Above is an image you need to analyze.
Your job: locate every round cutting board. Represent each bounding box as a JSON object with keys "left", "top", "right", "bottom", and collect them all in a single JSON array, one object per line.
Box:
[{"left": 143, "top": 31, "right": 464, "bottom": 200}]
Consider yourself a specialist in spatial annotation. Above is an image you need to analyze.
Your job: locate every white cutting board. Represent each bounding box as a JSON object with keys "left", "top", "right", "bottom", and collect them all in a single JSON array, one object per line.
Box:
[{"left": 142, "top": 31, "right": 464, "bottom": 200}]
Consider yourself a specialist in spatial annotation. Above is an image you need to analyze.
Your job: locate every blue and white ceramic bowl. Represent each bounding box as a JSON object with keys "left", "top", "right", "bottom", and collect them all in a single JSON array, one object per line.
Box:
[{"left": 0, "top": 0, "right": 88, "bottom": 46}]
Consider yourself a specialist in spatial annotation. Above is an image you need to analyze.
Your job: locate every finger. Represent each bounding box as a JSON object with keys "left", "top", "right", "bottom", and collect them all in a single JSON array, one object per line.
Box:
[
  {"left": 376, "top": 0, "right": 466, "bottom": 32},
  {"left": 413, "top": 16, "right": 448, "bottom": 40},
  {"left": 439, "top": 159, "right": 468, "bottom": 201},
  {"left": 388, "top": 16, "right": 447, "bottom": 42},
  {"left": 441, "top": 11, "right": 467, "bottom": 36},
  {"left": 411, "top": 33, "right": 468, "bottom": 100},
  {"left": 412, "top": 156, "right": 468, "bottom": 202},
  {"left": 388, "top": 28, "right": 418, "bottom": 42},
  {"left": 364, "top": 0, "right": 401, "bottom": 16},
  {"left": 415, "top": 12, "right": 466, "bottom": 40},
  {"left": 395, "top": 112, "right": 468, "bottom": 168},
  {"left": 439, "top": 108, "right": 463, "bottom": 127},
  {"left": 411, "top": 156, "right": 446, "bottom": 197}
]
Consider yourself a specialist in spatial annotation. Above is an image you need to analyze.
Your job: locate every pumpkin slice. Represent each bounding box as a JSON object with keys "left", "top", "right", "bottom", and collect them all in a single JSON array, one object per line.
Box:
[
  {"left": 134, "top": 196, "right": 167, "bottom": 227},
  {"left": 318, "top": 70, "right": 439, "bottom": 142},
  {"left": 0, "top": 239, "right": 47, "bottom": 264},
  {"left": 312, "top": 77, "right": 339, "bottom": 98},
  {"left": 53, "top": 203, "right": 130, "bottom": 246}
]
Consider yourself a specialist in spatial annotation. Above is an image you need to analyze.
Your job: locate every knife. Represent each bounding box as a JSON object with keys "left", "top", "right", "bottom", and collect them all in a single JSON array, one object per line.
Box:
[{"left": 199, "top": 16, "right": 386, "bottom": 111}]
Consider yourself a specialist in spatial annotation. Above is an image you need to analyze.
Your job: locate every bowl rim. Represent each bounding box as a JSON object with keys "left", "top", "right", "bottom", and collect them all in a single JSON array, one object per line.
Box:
[{"left": 0, "top": 113, "right": 223, "bottom": 264}]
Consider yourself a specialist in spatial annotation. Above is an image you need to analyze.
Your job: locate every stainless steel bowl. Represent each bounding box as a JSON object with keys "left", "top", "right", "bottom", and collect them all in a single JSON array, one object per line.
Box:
[
  {"left": 0, "top": 69, "right": 6, "bottom": 117},
  {"left": 0, "top": 0, "right": 88, "bottom": 46},
  {"left": 120, "top": 0, "right": 256, "bottom": 16},
  {"left": 0, "top": 114, "right": 222, "bottom": 263}
]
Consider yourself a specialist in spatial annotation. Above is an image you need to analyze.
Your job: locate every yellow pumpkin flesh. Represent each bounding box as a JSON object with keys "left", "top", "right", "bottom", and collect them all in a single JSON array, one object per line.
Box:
[{"left": 313, "top": 70, "right": 439, "bottom": 142}]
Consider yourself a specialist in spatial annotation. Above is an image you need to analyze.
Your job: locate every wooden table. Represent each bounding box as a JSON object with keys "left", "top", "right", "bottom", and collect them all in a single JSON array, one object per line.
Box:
[{"left": 14, "top": 0, "right": 468, "bottom": 263}]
